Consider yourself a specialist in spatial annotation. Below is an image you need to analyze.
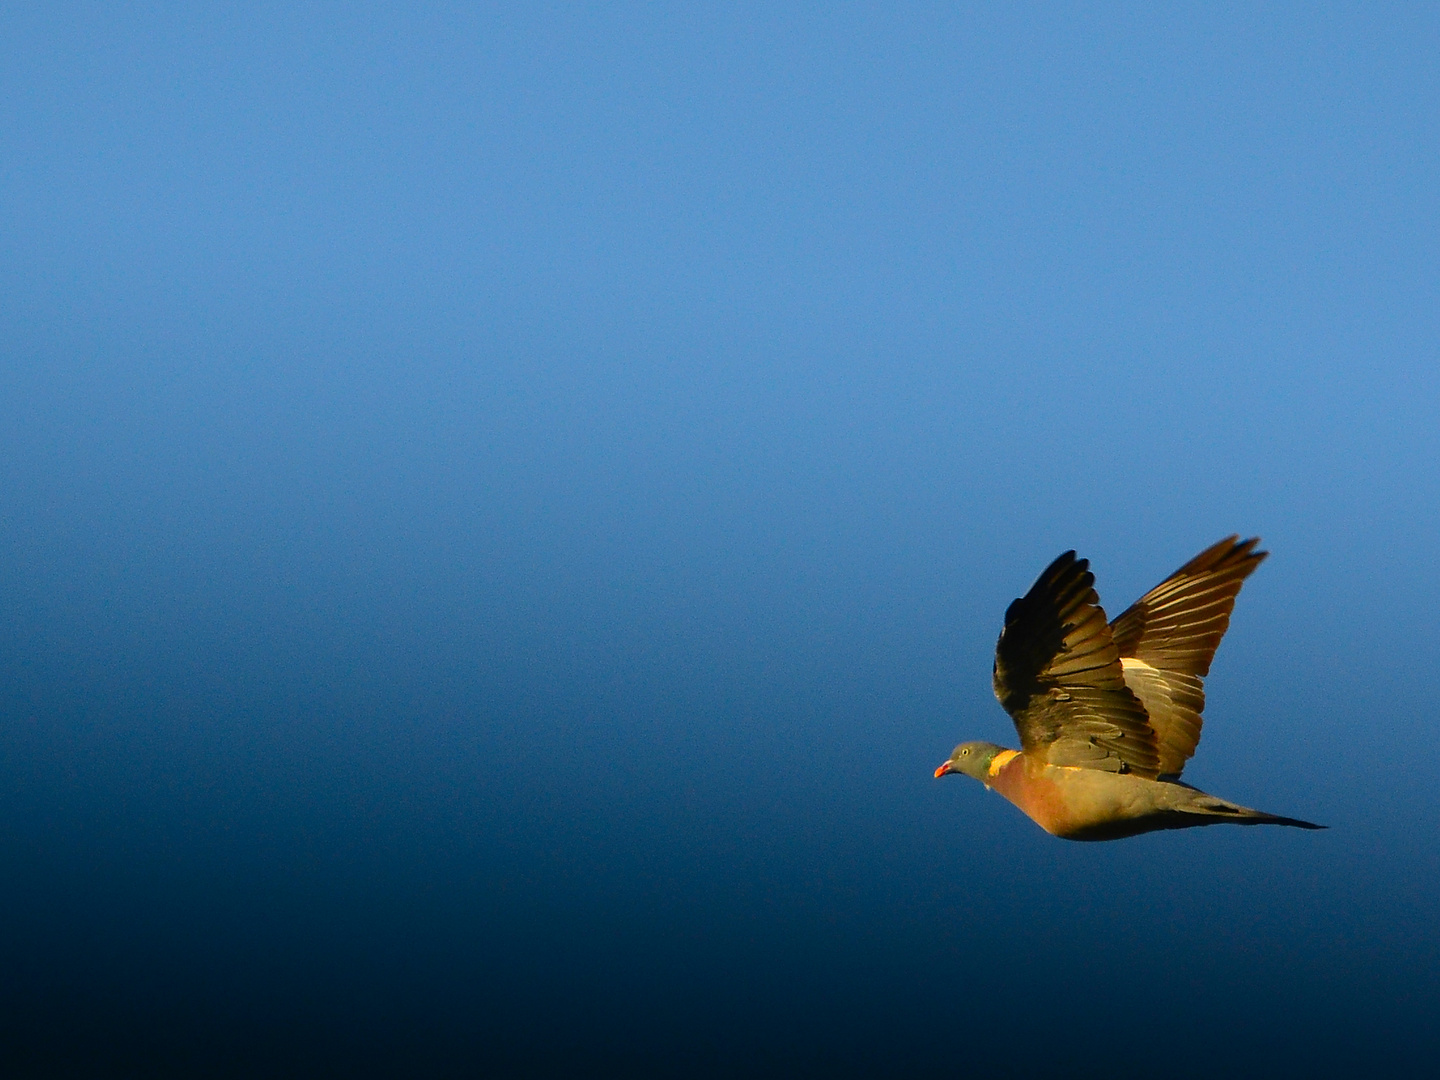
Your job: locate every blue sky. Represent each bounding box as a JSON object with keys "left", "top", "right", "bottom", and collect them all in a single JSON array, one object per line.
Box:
[{"left": 1, "top": 5, "right": 1437, "bottom": 1076}]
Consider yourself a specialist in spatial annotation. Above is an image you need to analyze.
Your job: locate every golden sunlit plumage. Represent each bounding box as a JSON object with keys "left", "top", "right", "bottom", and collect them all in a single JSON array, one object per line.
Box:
[{"left": 936, "top": 537, "right": 1323, "bottom": 840}]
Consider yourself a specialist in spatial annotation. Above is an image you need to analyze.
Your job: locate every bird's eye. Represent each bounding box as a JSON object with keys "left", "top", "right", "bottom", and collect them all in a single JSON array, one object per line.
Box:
[{"left": 961, "top": 749, "right": 969, "bottom": 756}]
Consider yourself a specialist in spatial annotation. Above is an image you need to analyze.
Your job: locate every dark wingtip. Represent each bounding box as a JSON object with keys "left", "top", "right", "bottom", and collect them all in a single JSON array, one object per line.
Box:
[
  {"left": 1239, "top": 535, "right": 1269, "bottom": 566},
  {"left": 1004, "top": 550, "right": 1079, "bottom": 627},
  {"left": 1003, "top": 596, "right": 1025, "bottom": 626}
]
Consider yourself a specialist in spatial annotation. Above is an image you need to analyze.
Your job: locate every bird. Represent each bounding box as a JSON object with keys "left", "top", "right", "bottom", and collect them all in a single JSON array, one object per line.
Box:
[{"left": 934, "top": 536, "right": 1323, "bottom": 840}]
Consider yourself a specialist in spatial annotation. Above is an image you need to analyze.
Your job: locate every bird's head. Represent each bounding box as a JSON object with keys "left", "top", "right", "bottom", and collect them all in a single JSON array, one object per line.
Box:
[{"left": 934, "top": 741, "right": 1009, "bottom": 783}]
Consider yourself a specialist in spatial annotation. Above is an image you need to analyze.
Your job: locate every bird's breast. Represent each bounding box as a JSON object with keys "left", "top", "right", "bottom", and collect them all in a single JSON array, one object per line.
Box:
[{"left": 987, "top": 754, "right": 1151, "bottom": 839}]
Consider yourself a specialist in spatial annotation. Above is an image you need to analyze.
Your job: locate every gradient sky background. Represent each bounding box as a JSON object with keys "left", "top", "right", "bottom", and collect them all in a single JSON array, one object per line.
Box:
[{"left": 1, "top": 5, "right": 1437, "bottom": 1077}]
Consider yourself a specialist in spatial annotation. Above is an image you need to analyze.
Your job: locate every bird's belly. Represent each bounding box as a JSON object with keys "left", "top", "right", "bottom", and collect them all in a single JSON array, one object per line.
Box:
[{"left": 990, "top": 757, "right": 1170, "bottom": 841}]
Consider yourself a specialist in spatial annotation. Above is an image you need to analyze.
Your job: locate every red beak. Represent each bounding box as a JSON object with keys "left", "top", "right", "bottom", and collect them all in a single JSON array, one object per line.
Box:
[{"left": 934, "top": 762, "right": 951, "bottom": 778}]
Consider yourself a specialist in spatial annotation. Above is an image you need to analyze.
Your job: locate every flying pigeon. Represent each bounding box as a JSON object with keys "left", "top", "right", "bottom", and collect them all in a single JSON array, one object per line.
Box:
[{"left": 935, "top": 537, "right": 1323, "bottom": 840}]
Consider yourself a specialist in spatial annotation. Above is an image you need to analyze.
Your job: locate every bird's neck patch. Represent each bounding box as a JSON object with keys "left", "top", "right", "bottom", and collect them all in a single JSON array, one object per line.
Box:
[{"left": 988, "top": 749, "right": 1020, "bottom": 777}]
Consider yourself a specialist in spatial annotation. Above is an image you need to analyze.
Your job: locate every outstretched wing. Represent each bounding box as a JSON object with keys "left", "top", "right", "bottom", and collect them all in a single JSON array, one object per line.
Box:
[
  {"left": 993, "top": 551, "right": 1160, "bottom": 778},
  {"left": 1108, "top": 536, "right": 1267, "bottom": 776}
]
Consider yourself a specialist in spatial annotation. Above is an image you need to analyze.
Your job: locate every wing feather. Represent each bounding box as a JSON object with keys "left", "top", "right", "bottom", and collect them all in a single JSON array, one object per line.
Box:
[
  {"left": 993, "top": 551, "right": 1160, "bottom": 778},
  {"left": 1108, "top": 536, "right": 1267, "bottom": 776}
]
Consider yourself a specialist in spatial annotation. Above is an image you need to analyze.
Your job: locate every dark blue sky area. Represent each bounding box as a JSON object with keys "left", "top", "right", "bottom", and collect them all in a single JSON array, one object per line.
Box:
[{"left": 1, "top": 5, "right": 1437, "bottom": 1077}]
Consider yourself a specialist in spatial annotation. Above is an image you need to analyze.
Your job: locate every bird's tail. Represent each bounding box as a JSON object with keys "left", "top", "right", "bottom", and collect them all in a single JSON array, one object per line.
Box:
[{"left": 1179, "top": 792, "right": 1326, "bottom": 830}]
